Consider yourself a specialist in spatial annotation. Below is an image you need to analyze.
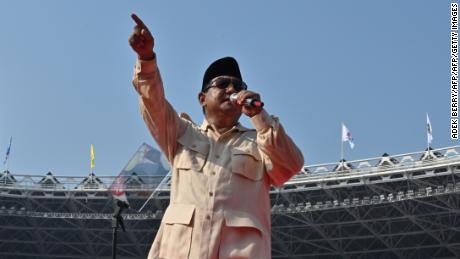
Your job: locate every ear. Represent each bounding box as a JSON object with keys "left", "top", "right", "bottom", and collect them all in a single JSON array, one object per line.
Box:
[{"left": 198, "top": 92, "right": 206, "bottom": 107}]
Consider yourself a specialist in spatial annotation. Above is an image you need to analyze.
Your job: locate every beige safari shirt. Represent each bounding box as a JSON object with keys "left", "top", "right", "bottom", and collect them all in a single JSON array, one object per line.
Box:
[{"left": 132, "top": 57, "right": 304, "bottom": 259}]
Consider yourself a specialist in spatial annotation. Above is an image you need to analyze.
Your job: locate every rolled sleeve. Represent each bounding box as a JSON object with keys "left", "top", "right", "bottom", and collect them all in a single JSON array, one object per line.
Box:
[
  {"left": 251, "top": 110, "right": 304, "bottom": 186},
  {"left": 136, "top": 58, "right": 157, "bottom": 75},
  {"left": 250, "top": 110, "right": 273, "bottom": 132}
]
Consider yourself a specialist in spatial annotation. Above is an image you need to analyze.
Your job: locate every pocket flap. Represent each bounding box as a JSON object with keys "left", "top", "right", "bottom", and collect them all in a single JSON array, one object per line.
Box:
[
  {"left": 163, "top": 204, "right": 196, "bottom": 225},
  {"left": 231, "top": 146, "right": 263, "bottom": 181},
  {"left": 177, "top": 133, "right": 209, "bottom": 155},
  {"left": 176, "top": 132, "right": 209, "bottom": 171},
  {"left": 232, "top": 146, "right": 261, "bottom": 161},
  {"left": 174, "top": 153, "right": 193, "bottom": 170},
  {"left": 224, "top": 210, "right": 265, "bottom": 234}
]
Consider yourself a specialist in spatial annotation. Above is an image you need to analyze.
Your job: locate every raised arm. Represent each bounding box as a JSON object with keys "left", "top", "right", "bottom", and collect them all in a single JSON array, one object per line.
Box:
[{"left": 129, "top": 13, "right": 186, "bottom": 164}]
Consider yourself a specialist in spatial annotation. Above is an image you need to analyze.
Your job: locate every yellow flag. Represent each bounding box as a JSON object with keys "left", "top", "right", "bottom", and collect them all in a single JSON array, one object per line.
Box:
[{"left": 90, "top": 144, "right": 95, "bottom": 169}]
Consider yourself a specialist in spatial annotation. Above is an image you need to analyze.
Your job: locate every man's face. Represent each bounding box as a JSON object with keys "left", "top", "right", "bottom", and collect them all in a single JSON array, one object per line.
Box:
[{"left": 199, "top": 76, "right": 246, "bottom": 123}]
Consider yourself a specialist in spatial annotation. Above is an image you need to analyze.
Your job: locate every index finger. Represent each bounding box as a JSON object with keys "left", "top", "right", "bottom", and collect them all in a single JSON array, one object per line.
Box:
[{"left": 131, "top": 13, "right": 147, "bottom": 28}]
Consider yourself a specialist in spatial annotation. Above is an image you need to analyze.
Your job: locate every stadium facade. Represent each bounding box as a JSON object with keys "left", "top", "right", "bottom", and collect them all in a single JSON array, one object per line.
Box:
[{"left": 0, "top": 146, "right": 459, "bottom": 259}]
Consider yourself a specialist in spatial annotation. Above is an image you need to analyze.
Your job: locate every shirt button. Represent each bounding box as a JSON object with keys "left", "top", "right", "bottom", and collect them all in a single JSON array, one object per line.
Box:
[
  {"left": 209, "top": 192, "right": 213, "bottom": 197},
  {"left": 215, "top": 154, "right": 220, "bottom": 159},
  {"left": 211, "top": 171, "right": 216, "bottom": 175},
  {"left": 206, "top": 215, "right": 211, "bottom": 220}
]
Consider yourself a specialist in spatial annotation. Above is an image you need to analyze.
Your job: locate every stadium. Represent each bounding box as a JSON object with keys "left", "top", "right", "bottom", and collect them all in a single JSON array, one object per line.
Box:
[{"left": 0, "top": 145, "right": 459, "bottom": 259}]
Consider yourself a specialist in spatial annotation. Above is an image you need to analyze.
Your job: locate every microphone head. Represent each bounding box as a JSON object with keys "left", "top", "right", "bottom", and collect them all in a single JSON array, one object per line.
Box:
[{"left": 229, "top": 93, "right": 238, "bottom": 103}]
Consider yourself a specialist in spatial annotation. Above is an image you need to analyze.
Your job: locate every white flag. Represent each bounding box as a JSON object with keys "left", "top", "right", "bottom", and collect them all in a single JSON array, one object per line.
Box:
[
  {"left": 342, "top": 123, "right": 355, "bottom": 149},
  {"left": 426, "top": 113, "right": 433, "bottom": 145}
]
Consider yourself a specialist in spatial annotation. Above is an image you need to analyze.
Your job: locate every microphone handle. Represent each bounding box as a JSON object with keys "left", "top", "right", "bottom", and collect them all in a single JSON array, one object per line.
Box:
[
  {"left": 229, "top": 93, "right": 264, "bottom": 108},
  {"left": 243, "top": 98, "right": 264, "bottom": 108}
]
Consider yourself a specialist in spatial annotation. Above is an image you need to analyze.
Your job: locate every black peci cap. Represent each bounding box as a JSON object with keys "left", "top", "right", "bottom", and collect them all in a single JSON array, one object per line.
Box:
[{"left": 202, "top": 57, "right": 242, "bottom": 92}]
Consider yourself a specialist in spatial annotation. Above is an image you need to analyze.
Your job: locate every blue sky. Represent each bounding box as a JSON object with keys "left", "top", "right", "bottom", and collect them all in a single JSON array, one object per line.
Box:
[{"left": 0, "top": 1, "right": 455, "bottom": 176}]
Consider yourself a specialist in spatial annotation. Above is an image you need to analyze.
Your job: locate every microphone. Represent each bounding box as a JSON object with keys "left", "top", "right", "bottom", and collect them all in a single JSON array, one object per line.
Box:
[{"left": 230, "top": 93, "right": 264, "bottom": 108}]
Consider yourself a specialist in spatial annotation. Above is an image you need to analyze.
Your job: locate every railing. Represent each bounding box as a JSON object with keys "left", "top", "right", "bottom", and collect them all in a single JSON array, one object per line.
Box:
[
  {"left": 1, "top": 146, "right": 460, "bottom": 191},
  {"left": 293, "top": 145, "right": 460, "bottom": 181},
  {"left": 0, "top": 173, "right": 165, "bottom": 191}
]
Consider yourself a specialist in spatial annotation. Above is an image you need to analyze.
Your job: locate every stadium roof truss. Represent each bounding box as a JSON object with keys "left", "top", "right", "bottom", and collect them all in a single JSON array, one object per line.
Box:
[{"left": 1, "top": 146, "right": 460, "bottom": 258}]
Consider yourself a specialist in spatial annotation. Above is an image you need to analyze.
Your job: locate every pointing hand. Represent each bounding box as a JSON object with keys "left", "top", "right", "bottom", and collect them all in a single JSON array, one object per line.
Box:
[{"left": 129, "top": 13, "right": 155, "bottom": 60}]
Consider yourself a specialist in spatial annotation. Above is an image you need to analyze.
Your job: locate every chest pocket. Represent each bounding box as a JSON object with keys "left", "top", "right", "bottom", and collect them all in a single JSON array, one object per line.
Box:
[
  {"left": 175, "top": 132, "right": 209, "bottom": 172},
  {"left": 231, "top": 145, "right": 264, "bottom": 181}
]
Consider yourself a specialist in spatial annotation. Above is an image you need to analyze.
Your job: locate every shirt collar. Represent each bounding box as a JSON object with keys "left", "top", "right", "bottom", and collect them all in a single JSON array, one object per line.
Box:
[{"left": 200, "top": 118, "right": 251, "bottom": 132}]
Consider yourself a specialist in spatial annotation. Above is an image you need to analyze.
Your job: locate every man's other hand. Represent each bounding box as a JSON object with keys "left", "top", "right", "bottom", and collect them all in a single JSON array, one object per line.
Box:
[{"left": 235, "top": 90, "right": 263, "bottom": 118}]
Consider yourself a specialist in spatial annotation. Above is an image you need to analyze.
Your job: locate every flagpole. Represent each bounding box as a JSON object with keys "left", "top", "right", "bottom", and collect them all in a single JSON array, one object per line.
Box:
[
  {"left": 3, "top": 148, "right": 7, "bottom": 172},
  {"left": 3, "top": 137, "right": 12, "bottom": 172},
  {"left": 90, "top": 144, "right": 92, "bottom": 174},
  {"left": 340, "top": 123, "right": 344, "bottom": 161},
  {"left": 426, "top": 113, "right": 430, "bottom": 150},
  {"left": 3, "top": 160, "right": 5, "bottom": 185},
  {"left": 90, "top": 144, "right": 95, "bottom": 175},
  {"left": 426, "top": 113, "right": 428, "bottom": 150},
  {"left": 341, "top": 136, "right": 344, "bottom": 161}
]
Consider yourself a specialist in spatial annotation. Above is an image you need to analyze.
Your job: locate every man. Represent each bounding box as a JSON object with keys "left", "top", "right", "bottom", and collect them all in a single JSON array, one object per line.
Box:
[{"left": 129, "top": 13, "right": 304, "bottom": 259}]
